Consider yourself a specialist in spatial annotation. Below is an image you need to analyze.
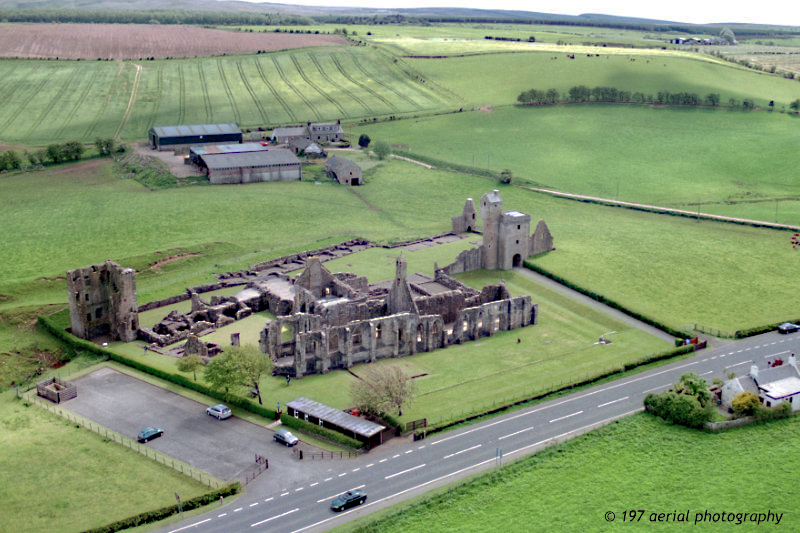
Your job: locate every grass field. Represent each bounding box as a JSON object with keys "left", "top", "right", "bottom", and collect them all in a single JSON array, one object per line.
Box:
[
  {"left": 342, "top": 413, "right": 798, "bottom": 533},
  {"left": 408, "top": 49, "right": 799, "bottom": 108},
  {"left": 353, "top": 105, "right": 800, "bottom": 224},
  {"left": 0, "top": 388, "right": 209, "bottom": 533},
  {"left": 0, "top": 46, "right": 448, "bottom": 145}
]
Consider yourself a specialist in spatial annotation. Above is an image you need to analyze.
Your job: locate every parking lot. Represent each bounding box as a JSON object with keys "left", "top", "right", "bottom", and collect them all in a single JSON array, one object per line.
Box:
[{"left": 64, "top": 366, "right": 306, "bottom": 481}]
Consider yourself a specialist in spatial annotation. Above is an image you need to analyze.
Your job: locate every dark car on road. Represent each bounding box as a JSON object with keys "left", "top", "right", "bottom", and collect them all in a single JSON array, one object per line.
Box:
[
  {"left": 778, "top": 322, "right": 799, "bottom": 334},
  {"left": 206, "top": 404, "right": 232, "bottom": 420},
  {"left": 274, "top": 428, "right": 299, "bottom": 446},
  {"left": 137, "top": 426, "right": 163, "bottom": 443},
  {"left": 330, "top": 489, "right": 367, "bottom": 512}
]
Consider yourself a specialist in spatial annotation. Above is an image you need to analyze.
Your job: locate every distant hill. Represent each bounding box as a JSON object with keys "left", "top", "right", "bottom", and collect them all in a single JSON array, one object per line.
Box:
[{"left": 0, "top": 0, "right": 797, "bottom": 34}]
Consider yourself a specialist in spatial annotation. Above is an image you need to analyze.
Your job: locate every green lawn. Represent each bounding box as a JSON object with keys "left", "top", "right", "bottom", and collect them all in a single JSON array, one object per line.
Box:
[
  {"left": 0, "top": 388, "right": 209, "bottom": 533},
  {"left": 342, "top": 413, "right": 798, "bottom": 533}
]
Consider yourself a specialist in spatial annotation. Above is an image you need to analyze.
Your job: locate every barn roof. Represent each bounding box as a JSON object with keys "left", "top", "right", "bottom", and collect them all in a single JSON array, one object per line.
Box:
[
  {"left": 150, "top": 123, "right": 241, "bottom": 139},
  {"left": 200, "top": 149, "right": 300, "bottom": 170},
  {"left": 190, "top": 143, "right": 269, "bottom": 156},
  {"left": 286, "top": 397, "right": 385, "bottom": 438}
]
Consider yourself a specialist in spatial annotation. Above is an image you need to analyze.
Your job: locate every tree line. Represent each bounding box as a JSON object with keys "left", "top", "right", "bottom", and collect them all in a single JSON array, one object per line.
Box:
[
  {"left": 0, "top": 137, "right": 119, "bottom": 172},
  {"left": 0, "top": 8, "right": 314, "bottom": 26},
  {"left": 517, "top": 85, "right": 778, "bottom": 110}
]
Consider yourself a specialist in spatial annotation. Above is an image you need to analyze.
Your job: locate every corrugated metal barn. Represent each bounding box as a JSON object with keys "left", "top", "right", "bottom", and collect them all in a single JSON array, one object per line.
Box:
[
  {"left": 194, "top": 145, "right": 302, "bottom": 184},
  {"left": 148, "top": 123, "right": 242, "bottom": 151}
]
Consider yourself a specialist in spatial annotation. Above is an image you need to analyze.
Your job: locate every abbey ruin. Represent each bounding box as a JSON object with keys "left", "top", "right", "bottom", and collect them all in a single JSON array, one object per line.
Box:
[{"left": 66, "top": 191, "right": 553, "bottom": 378}]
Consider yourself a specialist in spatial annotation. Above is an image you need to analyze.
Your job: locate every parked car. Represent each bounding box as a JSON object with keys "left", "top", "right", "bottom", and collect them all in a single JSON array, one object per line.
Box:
[
  {"left": 206, "top": 404, "right": 232, "bottom": 420},
  {"left": 778, "top": 322, "right": 799, "bottom": 334},
  {"left": 273, "top": 427, "right": 299, "bottom": 447},
  {"left": 330, "top": 489, "right": 367, "bottom": 512},
  {"left": 137, "top": 427, "right": 163, "bottom": 443}
]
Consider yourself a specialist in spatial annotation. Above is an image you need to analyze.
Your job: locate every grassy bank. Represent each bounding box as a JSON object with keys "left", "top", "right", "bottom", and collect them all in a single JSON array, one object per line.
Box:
[{"left": 343, "top": 413, "right": 798, "bottom": 532}]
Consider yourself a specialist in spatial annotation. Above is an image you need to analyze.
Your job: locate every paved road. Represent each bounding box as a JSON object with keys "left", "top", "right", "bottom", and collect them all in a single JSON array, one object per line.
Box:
[{"left": 158, "top": 331, "right": 800, "bottom": 533}]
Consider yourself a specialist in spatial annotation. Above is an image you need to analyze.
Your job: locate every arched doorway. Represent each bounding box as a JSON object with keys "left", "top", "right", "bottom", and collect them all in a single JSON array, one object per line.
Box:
[{"left": 512, "top": 253, "right": 522, "bottom": 267}]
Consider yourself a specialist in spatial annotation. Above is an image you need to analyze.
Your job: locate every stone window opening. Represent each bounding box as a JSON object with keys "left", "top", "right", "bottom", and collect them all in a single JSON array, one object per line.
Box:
[
  {"left": 95, "top": 308, "right": 103, "bottom": 320},
  {"left": 375, "top": 324, "right": 382, "bottom": 339}
]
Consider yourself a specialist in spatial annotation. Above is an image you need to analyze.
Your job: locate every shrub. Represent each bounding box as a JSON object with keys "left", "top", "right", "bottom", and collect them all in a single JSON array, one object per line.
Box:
[
  {"left": 731, "top": 391, "right": 760, "bottom": 417},
  {"left": 644, "top": 391, "right": 714, "bottom": 428}
]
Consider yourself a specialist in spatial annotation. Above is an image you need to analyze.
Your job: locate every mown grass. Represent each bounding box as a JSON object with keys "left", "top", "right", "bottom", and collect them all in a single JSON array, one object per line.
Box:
[
  {"left": 0, "top": 387, "right": 208, "bottom": 533},
  {"left": 352, "top": 105, "right": 800, "bottom": 224},
  {"left": 341, "top": 413, "right": 798, "bottom": 533}
]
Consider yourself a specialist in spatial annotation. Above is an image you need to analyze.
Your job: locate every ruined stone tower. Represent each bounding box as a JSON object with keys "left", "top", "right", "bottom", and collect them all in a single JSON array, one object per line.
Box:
[
  {"left": 481, "top": 190, "right": 531, "bottom": 270},
  {"left": 66, "top": 260, "right": 139, "bottom": 342},
  {"left": 386, "top": 256, "right": 418, "bottom": 315},
  {"left": 451, "top": 197, "right": 477, "bottom": 233}
]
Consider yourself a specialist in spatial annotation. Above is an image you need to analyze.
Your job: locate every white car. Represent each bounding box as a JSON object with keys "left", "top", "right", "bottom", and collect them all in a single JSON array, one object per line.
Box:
[{"left": 206, "top": 404, "right": 232, "bottom": 420}]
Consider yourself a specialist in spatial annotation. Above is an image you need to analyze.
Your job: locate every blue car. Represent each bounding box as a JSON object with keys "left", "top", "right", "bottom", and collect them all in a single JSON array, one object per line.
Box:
[{"left": 137, "top": 426, "right": 164, "bottom": 443}]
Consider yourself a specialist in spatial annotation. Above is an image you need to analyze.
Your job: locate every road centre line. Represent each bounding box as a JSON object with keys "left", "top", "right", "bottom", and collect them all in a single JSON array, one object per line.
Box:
[
  {"left": 316, "top": 485, "right": 366, "bottom": 503},
  {"left": 250, "top": 502, "right": 259, "bottom": 507},
  {"left": 506, "top": 408, "right": 643, "bottom": 460},
  {"left": 294, "top": 458, "right": 498, "bottom": 533},
  {"left": 499, "top": 426, "right": 535, "bottom": 440},
  {"left": 169, "top": 518, "right": 211, "bottom": 532},
  {"left": 549, "top": 410, "right": 583, "bottom": 423},
  {"left": 218, "top": 513, "right": 226, "bottom": 518},
  {"left": 264, "top": 497, "right": 273, "bottom": 502},
  {"left": 443, "top": 444, "right": 482, "bottom": 459},
  {"left": 323, "top": 477, "right": 332, "bottom": 482},
  {"left": 642, "top": 383, "right": 670, "bottom": 393},
  {"left": 597, "top": 396, "right": 629, "bottom": 408},
  {"left": 430, "top": 359, "right": 702, "bottom": 445},
  {"left": 385, "top": 463, "right": 426, "bottom": 479},
  {"left": 234, "top": 508, "right": 242, "bottom": 512},
  {"left": 251, "top": 508, "right": 299, "bottom": 527}
]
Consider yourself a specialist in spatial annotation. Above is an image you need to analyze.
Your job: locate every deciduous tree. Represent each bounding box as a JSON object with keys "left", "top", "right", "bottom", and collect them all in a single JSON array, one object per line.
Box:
[
  {"left": 176, "top": 353, "right": 204, "bottom": 381},
  {"left": 351, "top": 365, "right": 416, "bottom": 417}
]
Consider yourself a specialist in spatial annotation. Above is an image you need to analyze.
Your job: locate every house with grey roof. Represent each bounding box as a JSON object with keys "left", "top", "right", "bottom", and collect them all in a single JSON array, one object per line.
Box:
[
  {"left": 721, "top": 354, "right": 800, "bottom": 411},
  {"left": 270, "top": 120, "right": 346, "bottom": 145}
]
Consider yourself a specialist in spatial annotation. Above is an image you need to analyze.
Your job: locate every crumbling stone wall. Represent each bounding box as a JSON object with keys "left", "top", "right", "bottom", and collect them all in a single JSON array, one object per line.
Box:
[{"left": 67, "top": 260, "right": 138, "bottom": 342}]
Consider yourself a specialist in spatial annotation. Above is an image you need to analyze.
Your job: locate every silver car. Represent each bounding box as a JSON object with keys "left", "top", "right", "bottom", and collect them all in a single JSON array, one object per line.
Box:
[
  {"left": 206, "top": 404, "right": 232, "bottom": 420},
  {"left": 274, "top": 428, "right": 299, "bottom": 446}
]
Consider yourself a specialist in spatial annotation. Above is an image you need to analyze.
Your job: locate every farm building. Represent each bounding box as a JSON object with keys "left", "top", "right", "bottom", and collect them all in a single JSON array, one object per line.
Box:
[
  {"left": 325, "top": 155, "right": 362, "bottom": 185},
  {"left": 190, "top": 144, "right": 302, "bottom": 184},
  {"left": 148, "top": 123, "right": 242, "bottom": 151},
  {"left": 289, "top": 138, "right": 326, "bottom": 158},
  {"left": 270, "top": 121, "right": 345, "bottom": 145}
]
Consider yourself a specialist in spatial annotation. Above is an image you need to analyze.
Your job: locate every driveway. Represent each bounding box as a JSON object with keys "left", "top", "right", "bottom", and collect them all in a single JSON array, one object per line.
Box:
[{"left": 63, "top": 366, "right": 315, "bottom": 482}]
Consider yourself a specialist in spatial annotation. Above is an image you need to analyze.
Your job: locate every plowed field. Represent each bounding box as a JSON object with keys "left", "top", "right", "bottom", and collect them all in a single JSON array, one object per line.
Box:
[{"left": 0, "top": 23, "right": 347, "bottom": 60}]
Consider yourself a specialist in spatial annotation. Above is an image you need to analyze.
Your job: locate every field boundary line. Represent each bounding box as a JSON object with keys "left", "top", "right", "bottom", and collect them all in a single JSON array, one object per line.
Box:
[
  {"left": 177, "top": 63, "right": 186, "bottom": 125},
  {"left": 115, "top": 63, "right": 141, "bottom": 139},
  {"left": 522, "top": 185, "right": 800, "bottom": 231},
  {"left": 270, "top": 54, "right": 321, "bottom": 121},
  {"left": 253, "top": 56, "right": 296, "bottom": 123},
  {"left": 290, "top": 52, "right": 346, "bottom": 117},
  {"left": 309, "top": 52, "right": 372, "bottom": 115},
  {"left": 330, "top": 52, "right": 392, "bottom": 110},
  {"left": 235, "top": 58, "right": 269, "bottom": 125}
]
